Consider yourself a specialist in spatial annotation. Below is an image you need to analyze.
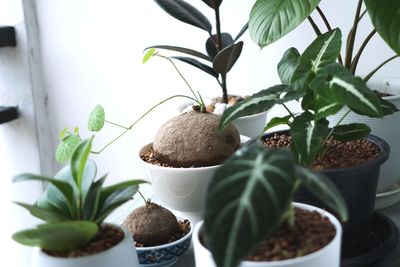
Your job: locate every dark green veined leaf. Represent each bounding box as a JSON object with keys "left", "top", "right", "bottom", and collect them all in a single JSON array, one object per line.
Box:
[
  {"left": 365, "top": 0, "right": 400, "bottom": 55},
  {"left": 145, "top": 45, "right": 213, "bottom": 62},
  {"left": 204, "top": 145, "right": 296, "bottom": 267},
  {"left": 310, "top": 63, "right": 383, "bottom": 117},
  {"left": 249, "top": 0, "right": 320, "bottom": 48},
  {"left": 201, "top": 0, "right": 222, "bottom": 9},
  {"left": 234, "top": 23, "right": 248, "bottom": 43},
  {"left": 71, "top": 138, "right": 93, "bottom": 190},
  {"left": 301, "top": 28, "right": 342, "bottom": 73},
  {"left": 314, "top": 99, "right": 343, "bottom": 120},
  {"left": 14, "top": 202, "right": 69, "bottom": 222},
  {"left": 219, "top": 85, "right": 303, "bottom": 131},
  {"left": 296, "top": 166, "right": 348, "bottom": 222},
  {"left": 172, "top": 56, "right": 218, "bottom": 78},
  {"left": 55, "top": 134, "right": 81, "bottom": 163},
  {"left": 12, "top": 221, "right": 98, "bottom": 251},
  {"left": 154, "top": 0, "right": 212, "bottom": 34},
  {"left": 213, "top": 42, "right": 243, "bottom": 74},
  {"left": 83, "top": 175, "right": 107, "bottom": 221},
  {"left": 88, "top": 105, "right": 105, "bottom": 132},
  {"left": 206, "top": 33, "right": 233, "bottom": 58},
  {"left": 301, "top": 90, "right": 315, "bottom": 111},
  {"left": 331, "top": 123, "right": 371, "bottom": 142},
  {"left": 290, "top": 112, "right": 329, "bottom": 166},
  {"left": 379, "top": 97, "right": 399, "bottom": 116},
  {"left": 264, "top": 115, "right": 291, "bottom": 131}
]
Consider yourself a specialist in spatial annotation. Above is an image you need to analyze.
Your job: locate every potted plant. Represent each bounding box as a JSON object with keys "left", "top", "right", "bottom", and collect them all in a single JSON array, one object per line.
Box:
[
  {"left": 145, "top": 0, "right": 268, "bottom": 137},
  {"left": 193, "top": 143, "right": 348, "bottom": 267},
  {"left": 218, "top": 29, "right": 395, "bottom": 258},
  {"left": 248, "top": 0, "right": 400, "bottom": 194},
  {"left": 12, "top": 137, "right": 147, "bottom": 267}
]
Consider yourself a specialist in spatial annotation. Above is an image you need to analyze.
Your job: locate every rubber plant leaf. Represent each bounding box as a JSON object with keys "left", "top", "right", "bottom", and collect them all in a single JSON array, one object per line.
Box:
[
  {"left": 88, "top": 104, "right": 105, "bottom": 132},
  {"left": 331, "top": 123, "right": 371, "bottom": 142},
  {"left": 206, "top": 32, "right": 233, "bottom": 58},
  {"left": 204, "top": 144, "right": 296, "bottom": 267},
  {"left": 145, "top": 45, "right": 213, "bottom": 62},
  {"left": 249, "top": 0, "right": 320, "bottom": 48},
  {"left": 172, "top": 56, "right": 218, "bottom": 78},
  {"left": 12, "top": 221, "right": 98, "bottom": 251},
  {"left": 213, "top": 42, "right": 243, "bottom": 75},
  {"left": 201, "top": 0, "right": 222, "bottom": 9},
  {"left": 154, "top": 0, "right": 212, "bottom": 34},
  {"left": 364, "top": 0, "right": 400, "bottom": 55},
  {"left": 55, "top": 134, "right": 81, "bottom": 163},
  {"left": 295, "top": 166, "right": 348, "bottom": 222}
]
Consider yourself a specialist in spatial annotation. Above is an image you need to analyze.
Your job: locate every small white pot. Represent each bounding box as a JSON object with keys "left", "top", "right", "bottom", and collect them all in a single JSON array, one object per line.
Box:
[
  {"left": 193, "top": 203, "right": 342, "bottom": 267},
  {"left": 328, "top": 95, "right": 400, "bottom": 193},
  {"left": 32, "top": 225, "right": 139, "bottom": 267}
]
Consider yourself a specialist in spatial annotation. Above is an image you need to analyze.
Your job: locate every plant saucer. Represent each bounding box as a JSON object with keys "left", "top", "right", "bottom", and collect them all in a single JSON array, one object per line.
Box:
[{"left": 375, "top": 181, "right": 400, "bottom": 209}]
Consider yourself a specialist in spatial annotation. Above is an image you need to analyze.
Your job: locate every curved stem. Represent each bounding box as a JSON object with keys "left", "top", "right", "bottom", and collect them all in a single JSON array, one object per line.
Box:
[
  {"left": 364, "top": 55, "right": 399, "bottom": 82},
  {"left": 282, "top": 103, "right": 295, "bottom": 119},
  {"left": 345, "top": 0, "right": 363, "bottom": 69},
  {"left": 350, "top": 30, "right": 376, "bottom": 74},
  {"left": 324, "top": 109, "right": 351, "bottom": 145},
  {"left": 104, "top": 120, "right": 130, "bottom": 130},
  {"left": 307, "top": 16, "right": 322, "bottom": 36}
]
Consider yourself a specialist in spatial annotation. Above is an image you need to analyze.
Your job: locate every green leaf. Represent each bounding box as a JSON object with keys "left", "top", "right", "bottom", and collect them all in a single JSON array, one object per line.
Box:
[
  {"left": 154, "top": 0, "right": 212, "bottom": 34},
  {"left": 204, "top": 145, "right": 296, "bottom": 267},
  {"left": 290, "top": 112, "right": 329, "bottom": 166},
  {"left": 249, "top": 0, "right": 320, "bottom": 48},
  {"left": 88, "top": 105, "right": 105, "bottom": 132},
  {"left": 379, "top": 97, "right": 399, "bottom": 116},
  {"left": 206, "top": 33, "right": 234, "bottom": 58},
  {"left": 296, "top": 166, "right": 348, "bottom": 222},
  {"left": 172, "top": 56, "right": 218, "bottom": 78},
  {"left": 365, "top": 0, "right": 400, "bottom": 55},
  {"left": 58, "top": 127, "right": 68, "bottom": 140},
  {"left": 314, "top": 99, "right": 343, "bottom": 120},
  {"left": 331, "top": 123, "right": 371, "bottom": 142},
  {"left": 213, "top": 42, "right": 243, "bottom": 74},
  {"left": 201, "top": 0, "right": 222, "bottom": 9},
  {"left": 219, "top": 85, "right": 302, "bottom": 131},
  {"left": 264, "top": 115, "right": 291, "bottom": 131},
  {"left": 71, "top": 138, "right": 93, "bottom": 190},
  {"left": 301, "top": 28, "right": 342, "bottom": 73},
  {"left": 83, "top": 175, "right": 107, "bottom": 221},
  {"left": 12, "top": 221, "right": 98, "bottom": 251},
  {"left": 14, "top": 202, "right": 69, "bottom": 222},
  {"left": 55, "top": 134, "right": 81, "bottom": 163},
  {"left": 142, "top": 48, "right": 156, "bottom": 64},
  {"left": 145, "top": 45, "right": 213, "bottom": 62}
]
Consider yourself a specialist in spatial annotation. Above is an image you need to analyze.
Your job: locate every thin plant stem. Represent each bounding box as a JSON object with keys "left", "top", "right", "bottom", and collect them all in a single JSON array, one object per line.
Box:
[
  {"left": 364, "top": 55, "right": 399, "bottom": 82},
  {"left": 105, "top": 120, "right": 130, "bottom": 130},
  {"left": 285, "top": 203, "right": 296, "bottom": 230},
  {"left": 214, "top": 7, "right": 222, "bottom": 52},
  {"left": 221, "top": 73, "right": 228, "bottom": 104},
  {"left": 282, "top": 103, "right": 295, "bottom": 119},
  {"left": 345, "top": 0, "right": 363, "bottom": 69},
  {"left": 350, "top": 30, "right": 376, "bottom": 74},
  {"left": 138, "top": 190, "right": 149, "bottom": 204},
  {"left": 324, "top": 109, "right": 351, "bottom": 144},
  {"left": 307, "top": 16, "right": 322, "bottom": 36}
]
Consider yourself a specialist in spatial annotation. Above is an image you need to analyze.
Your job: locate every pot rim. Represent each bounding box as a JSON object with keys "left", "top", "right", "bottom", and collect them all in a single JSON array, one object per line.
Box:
[{"left": 194, "top": 202, "right": 342, "bottom": 266}]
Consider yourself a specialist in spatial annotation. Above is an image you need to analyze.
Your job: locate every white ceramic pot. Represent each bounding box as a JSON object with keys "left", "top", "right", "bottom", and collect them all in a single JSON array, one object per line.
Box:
[
  {"left": 139, "top": 136, "right": 249, "bottom": 224},
  {"left": 193, "top": 203, "right": 342, "bottom": 267},
  {"left": 328, "top": 94, "right": 400, "bottom": 193},
  {"left": 32, "top": 225, "right": 139, "bottom": 267}
]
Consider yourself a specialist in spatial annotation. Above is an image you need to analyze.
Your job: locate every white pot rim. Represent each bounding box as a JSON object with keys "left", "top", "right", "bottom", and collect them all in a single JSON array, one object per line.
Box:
[{"left": 194, "top": 202, "right": 342, "bottom": 266}]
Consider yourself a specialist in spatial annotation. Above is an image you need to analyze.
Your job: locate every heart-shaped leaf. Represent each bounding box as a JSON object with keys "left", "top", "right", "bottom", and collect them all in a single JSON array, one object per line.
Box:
[
  {"left": 55, "top": 134, "right": 81, "bottom": 163},
  {"left": 295, "top": 166, "right": 348, "bottom": 222},
  {"left": 172, "top": 56, "right": 218, "bottom": 78},
  {"left": 364, "top": 0, "right": 400, "bottom": 55},
  {"left": 204, "top": 145, "right": 296, "bottom": 267},
  {"left": 206, "top": 33, "right": 233, "bottom": 58},
  {"left": 201, "top": 0, "right": 222, "bottom": 9},
  {"left": 154, "top": 0, "right": 212, "bottom": 34},
  {"left": 249, "top": 0, "right": 320, "bottom": 48},
  {"left": 88, "top": 105, "right": 105, "bottom": 132},
  {"left": 12, "top": 221, "right": 98, "bottom": 251},
  {"left": 145, "top": 45, "right": 213, "bottom": 62},
  {"left": 331, "top": 123, "right": 371, "bottom": 142},
  {"left": 213, "top": 42, "right": 243, "bottom": 74}
]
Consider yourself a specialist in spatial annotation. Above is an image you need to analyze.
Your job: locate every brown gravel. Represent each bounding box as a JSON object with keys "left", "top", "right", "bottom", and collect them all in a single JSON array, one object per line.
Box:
[
  {"left": 262, "top": 133, "right": 380, "bottom": 170},
  {"left": 247, "top": 208, "right": 335, "bottom": 261},
  {"left": 44, "top": 224, "right": 124, "bottom": 258},
  {"left": 134, "top": 219, "right": 191, "bottom": 247},
  {"left": 140, "top": 148, "right": 176, "bottom": 168}
]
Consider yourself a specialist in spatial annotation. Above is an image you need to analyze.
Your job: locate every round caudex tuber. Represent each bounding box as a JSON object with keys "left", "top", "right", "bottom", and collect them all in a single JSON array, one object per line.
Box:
[
  {"left": 152, "top": 110, "right": 240, "bottom": 167},
  {"left": 123, "top": 202, "right": 179, "bottom": 246}
]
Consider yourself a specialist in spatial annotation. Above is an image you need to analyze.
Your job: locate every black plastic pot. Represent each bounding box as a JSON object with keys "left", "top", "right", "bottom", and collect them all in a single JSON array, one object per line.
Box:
[{"left": 256, "top": 130, "right": 390, "bottom": 259}]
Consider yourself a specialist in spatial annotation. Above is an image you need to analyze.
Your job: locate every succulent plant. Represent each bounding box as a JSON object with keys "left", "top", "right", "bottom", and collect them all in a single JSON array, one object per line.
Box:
[{"left": 12, "top": 137, "right": 147, "bottom": 251}]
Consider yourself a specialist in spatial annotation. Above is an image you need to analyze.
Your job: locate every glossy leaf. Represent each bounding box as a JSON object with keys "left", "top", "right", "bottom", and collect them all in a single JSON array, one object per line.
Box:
[
  {"left": 365, "top": 0, "right": 400, "bottom": 55},
  {"left": 14, "top": 202, "right": 69, "bottom": 222},
  {"left": 301, "top": 28, "right": 342, "bottom": 73},
  {"left": 213, "top": 42, "right": 243, "bottom": 74},
  {"left": 296, "top": 166, "right": 348, "bottom": 222},
  {"left": 204, "top": 145, "right": 296, "bottom": 267},
  {"left": 331, "top": 123, "right": 371, "bottom": 142},
  {"left": 206, "top": 33, "right": 233, "bottom": 58},
  {"left": 201, "top": 0, "right": 222, "bottom": 9},
  {"left": 290, "top": 112, "right": 329, "bottom": 166},
  {"left": 154, "top": 0, "right": 212, "bottom": 34},
  {"left": 88, "top": 105, "right": 105, "bottom": 132},
  {"left": 379, "top": 97, "right": 399, "bottom": 116},
  {"left": 55, "top": 134, "right": 81, "bottom": 163},
  {"left": 146, "top": 45, "right": 213, "bottom": 62},
  {"left": 264, "top": 115, "right": 291, "bottom": 131},
  {"left": 249, "top": 0, "right": 320, "bottom": 48},
  {"left": 234, "top": 23, "right": 248, "bottom": 43},
  {"left": 314, "top": 99, "right": 343, "bottom": 121},
  {"left": 12, "top": 221, "right": 98, "bottom": 251},
  {"left": 83, "top": 175, "right": 106, "bottom": 221},
  {"left": 71, "top": 138, "right": 93, "bottom": 189},
  {"left": 172, "top": 56, "right": 218, "bottom": 78}
]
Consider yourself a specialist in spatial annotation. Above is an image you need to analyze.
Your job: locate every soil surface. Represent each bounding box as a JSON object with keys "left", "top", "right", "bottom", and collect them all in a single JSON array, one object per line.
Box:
[
  {"left": 262, "top": 133, "right": 380, "bottom": 170},
  {"left": 247, "top": 208, "right": 335, "bottom": 261},
  {"left": 44, "top": 224, "right": 124, "bottom": 258}
]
